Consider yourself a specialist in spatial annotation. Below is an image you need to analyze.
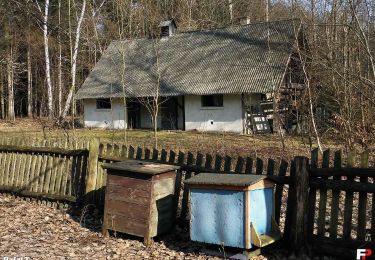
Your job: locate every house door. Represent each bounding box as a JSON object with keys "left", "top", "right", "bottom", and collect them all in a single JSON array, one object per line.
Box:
[
  {"left": 127, "top": 101, "right": 141, "bottom": 129},
  {"left": 161, "top": 98, "right": 178, "bottom": 130}
]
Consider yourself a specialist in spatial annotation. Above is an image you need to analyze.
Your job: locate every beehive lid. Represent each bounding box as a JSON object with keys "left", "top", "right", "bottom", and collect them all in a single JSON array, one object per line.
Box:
[
  {"left": 184, "top": 173, "right": 268, "bottom": 187},
  {"left": 102, "top": 159, "right": 180, "bottom": 175}
]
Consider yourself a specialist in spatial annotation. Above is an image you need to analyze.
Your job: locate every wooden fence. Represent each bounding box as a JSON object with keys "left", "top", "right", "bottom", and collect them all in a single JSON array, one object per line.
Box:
[
  {"left": 285, "top": 150, "right": 375, "bottom": 258},
  {"left": 0, "top": 136, "right": 374, "bottom": 257},
  {"left": 0, "top": 145, "right": 88, "bottom": 206}
]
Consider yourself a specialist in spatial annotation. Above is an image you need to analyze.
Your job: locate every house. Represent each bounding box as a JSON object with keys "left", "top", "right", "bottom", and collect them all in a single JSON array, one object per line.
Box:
[{"left": 75, "top": 19, "right": 305, "bottom": 134}]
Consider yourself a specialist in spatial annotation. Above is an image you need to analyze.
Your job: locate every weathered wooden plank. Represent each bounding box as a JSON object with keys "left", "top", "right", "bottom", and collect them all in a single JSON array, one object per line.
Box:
[
  {"left": 310, "top": 168, "right": 375, "bottom": 178},
  {"left": 160, "top": 149, "right": 167, "bottom": 162},
  {"left": 113, "top": 144, "right": 120, "bottom": 158},
  {"left": 43, "top": 155, "right": 54, "bottom": 194},
  {"left": 106, "top": 144, "right": 114, "bottom": 157},
  {"left": 128, "top": 146, "right": 135, "bottom": 159},
  {"left": 17, "top": 152, "right": 28, "bottom": 187},
  {"left": 288, "top": 156, "right": 310, "bottom": 251},
  {"left": 181, "top": 152, "right": 194, "bottom": 222},
  {"left": 214, "top": 154, "right": 222, "bottom": 171},
  {"left": 235, "top": 156, "right": 244, "bottom": 174},
  {"left": 32, "top": 153, "right": 43, "bottom": 192},
  {"left": 255, "top": 158, "right": 263, "bottom": 175},
  {"left": 78, "top": 154, "right": 87, "bottom": 199},
  {"left": 329, "top": 150, "right": 342, "bottom": 238},
  {"left": 120, "top": 144, "right": 127, "bottom": 158},
  {"left": 245, "top": 157, "right": 253, "bottom": 174},
  {"left": 0, "top": 152, "right": 9, "bottom": 185},
  {"left": 0, "top": 146, "right": 88, "bottom": 156},
  {"left": 9, "top": 152, "right": 19, "bottom": 187},
  {"left": 105, "top": 199, "right": 149, "bottom": 219},
  {"left": 98, "top": 143, "right": 104, "bottom": 157},
  {"left": 168, "top": 150, "right": 176, "bottom": 164},
  {"left": 177, "top": 151, "right": 185, "bottom": 166},
  {"left": 136, "top": 147, "right": 143, "bottom": 160},
  {"left": 21, "top": 152, "right": 32, "bottom": 190},
  {"left": 357, "top": 151, "right": 369, "bottom": 241},
  {"left": 54, "top": 155, "right": 66, "bottom": 194},
  {"left": 372, "top": 192, "right": 375, "bottom": 241},
  {"left": 144, "top": 148, "right": 151, "bottom": 160},
  {"left": 172, "top": 151, "right": 185, "bottom": 223},
  {"left": 0, "top": 186, "right": 76, "bottom": 202},
  {"left": 317, "top": 149, "right": 330, "bottom": 237},
  {"left": 267, "top": 158, "right": 275, "bottom": 176},
  {"left": 310, "top": 179, "right": 375, "bottom": 193},
  {"left": 152, "top": 148, "right": 159, "bottom": 161},
  {"left": 284, "top": 159, "right": 295, "bottom": 241},
  {"left": 62, "top": 156, "right": 72, "bottom": 196},
  {"left": 196, "top": 153, "right": 204, "bottom": 170},
  {"left": 307, "top": 149, "right": 319, "bottom": 237},
  {"left": 274, "top": 159, "right": 288, "bottom": 225},
  {"left": 342, "top": 151, "right": 356, "bottom": 239},
  {"left": 48, "top": 155, "right": 59, "bottom": 194},
  {"left": 85, "top": 138, "right": 100, "bottom": 202},
  {"left": 0, "top": 151, "right": 5, "bottom": 186},
  {"left": 224, "top": 156, "right": 232, "bottom": 172},
  {"left": 204, "top": 154, "right": 213, "bottom": 169}
]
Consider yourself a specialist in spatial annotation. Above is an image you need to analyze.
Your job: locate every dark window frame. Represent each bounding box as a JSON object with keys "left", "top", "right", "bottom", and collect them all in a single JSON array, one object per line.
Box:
[
  {"left": 161, "top": 26, "right": 170, "bottom": 37},
  {"left": 201, "top": 95, "right": 224, "bottom": 107},
  {"left": 96, "top": 98, "right": 112, "bottom": 110}
]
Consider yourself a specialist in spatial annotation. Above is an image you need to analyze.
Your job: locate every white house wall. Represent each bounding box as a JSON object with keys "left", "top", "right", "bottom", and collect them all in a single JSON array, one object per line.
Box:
[
  {"left": 83, "top": 99, "right": 126, "bottom": 129},
  {"left": 184, "top": 94, "right": 243, "bottom": 133}
]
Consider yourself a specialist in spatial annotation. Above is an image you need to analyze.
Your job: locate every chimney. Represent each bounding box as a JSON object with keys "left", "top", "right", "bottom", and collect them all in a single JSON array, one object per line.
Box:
[
  {"left": 159, "top": 20, "right": 177, "bottom": 38},
  {"left": 239, "top": 16, "right": 251, "bottom": 25}
]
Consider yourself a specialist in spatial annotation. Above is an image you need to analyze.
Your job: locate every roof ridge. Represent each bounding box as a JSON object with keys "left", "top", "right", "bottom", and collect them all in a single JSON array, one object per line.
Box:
[{"left": 111, "top": 19, "right": 302, "bottom": 43}]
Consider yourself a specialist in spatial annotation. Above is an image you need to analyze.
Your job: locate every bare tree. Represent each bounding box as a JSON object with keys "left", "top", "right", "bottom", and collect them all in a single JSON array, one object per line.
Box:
[
  {"left": 61, "top": 0, "right": 87, "bottom": 119},
  {"left": 137, "top": 39, "right": 163, "bottom": 148},
  {"left": 35, "top": 0, "right": 53, "bottom": 117}
]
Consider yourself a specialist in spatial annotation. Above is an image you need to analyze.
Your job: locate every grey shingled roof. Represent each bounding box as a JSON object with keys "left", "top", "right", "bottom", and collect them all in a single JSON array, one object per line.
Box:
[
  {"left": 184, "top": 173, "right": 267, "bottom": 186},
  {"left": 76, "top": 19, "right": 301, "bottom": 99}
]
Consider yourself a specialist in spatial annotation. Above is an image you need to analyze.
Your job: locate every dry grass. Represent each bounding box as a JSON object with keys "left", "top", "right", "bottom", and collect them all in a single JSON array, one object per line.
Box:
[{"left": 0, "top": 118, "right": 344, "bottom": 162}]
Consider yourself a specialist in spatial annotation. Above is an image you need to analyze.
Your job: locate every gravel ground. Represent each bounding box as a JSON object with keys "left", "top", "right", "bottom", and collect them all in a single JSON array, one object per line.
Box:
[{"left": 0, "top": 194, "right": 337, "bottom": 260}]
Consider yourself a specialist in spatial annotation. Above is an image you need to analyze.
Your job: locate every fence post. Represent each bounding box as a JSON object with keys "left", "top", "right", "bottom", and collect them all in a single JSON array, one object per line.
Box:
[
  {"left": 85, "top": 138, "right": 100, "bottom": 203},
  {"left": 288, "top": 156, "right": 309, "bottom": 252}
]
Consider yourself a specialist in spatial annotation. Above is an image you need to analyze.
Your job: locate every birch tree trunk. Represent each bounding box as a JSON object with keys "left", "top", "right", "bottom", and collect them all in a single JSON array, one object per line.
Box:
[
  {"left": 0, "top": 68, "right": 4, "bottom": 119},
  {"left": 7, "top": 48, "right": 15, "bottom": 121},
  {"left": 43, "top": 0, "right": 53, "bottom": 117},
  {"left": 61, "top": 0, "right": 86, "bottom": 119},
  {"left": 58, "top": 0, "right": 62, "bottom": 116},
  {"left": 27, "top": 46, "right": 33, "bottom": 117}
]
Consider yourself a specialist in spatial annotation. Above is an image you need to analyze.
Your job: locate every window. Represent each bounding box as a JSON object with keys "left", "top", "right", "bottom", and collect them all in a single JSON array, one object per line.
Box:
[
  {"left": 131, "top": 0, "right": 140, "bottom": 8},
  {"left": 201, "top": 95, "right": 223, "bottom": 107},
  {"left": 96, "top": 98, "right": 111, "bottom": 109},
  {"left": 161, "top": 26, "right": 170, "bottom": 37}
]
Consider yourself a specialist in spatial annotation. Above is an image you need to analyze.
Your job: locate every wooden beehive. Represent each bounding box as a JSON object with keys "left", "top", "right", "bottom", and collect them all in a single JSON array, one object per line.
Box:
[
  {"left": 102, "top": 160, "right": 180, "bottom": 245},
  {"left": 185, "top": 173, "right": 281, "bottom": 250}
]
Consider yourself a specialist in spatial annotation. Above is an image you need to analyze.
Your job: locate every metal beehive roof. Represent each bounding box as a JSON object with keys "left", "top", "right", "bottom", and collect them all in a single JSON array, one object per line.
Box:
[
  {"left": 184, "top": 173, "right": 268, "bottom": 187},
  {"left": 76, "top": 19, "right": 301, "bottom": 99}
]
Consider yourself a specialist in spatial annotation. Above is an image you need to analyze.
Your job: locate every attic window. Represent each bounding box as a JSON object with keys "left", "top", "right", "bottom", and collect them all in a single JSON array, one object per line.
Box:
[
  {"left": 161, "top": 26, "right": 170, "bottom": 37},
  {"left": 96, "top": 98, "right": 111, "bottom": 109},
  {"left": 201, "top": 95, "right": 223, "bottom": 107},
  {"left": 131, "top": 0, "right": 140, "bottom": 8}
]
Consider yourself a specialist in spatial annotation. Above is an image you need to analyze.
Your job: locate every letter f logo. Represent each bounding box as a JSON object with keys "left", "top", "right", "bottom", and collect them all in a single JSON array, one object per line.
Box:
[{"left": 357, "top": 249, "right": 373, "bottom": 260}]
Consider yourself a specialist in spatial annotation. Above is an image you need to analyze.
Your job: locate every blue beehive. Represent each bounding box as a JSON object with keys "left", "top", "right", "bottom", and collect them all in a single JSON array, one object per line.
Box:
[{"left": 185, "top": 173, "right": 281, "bottom": 249}]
